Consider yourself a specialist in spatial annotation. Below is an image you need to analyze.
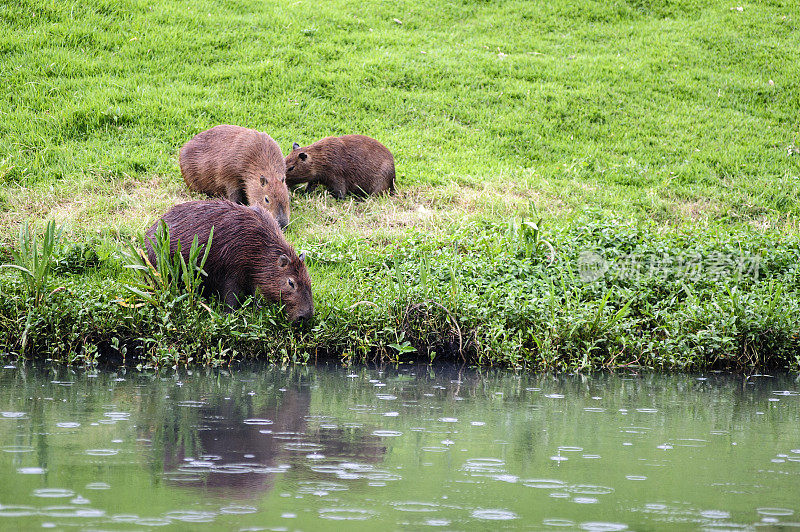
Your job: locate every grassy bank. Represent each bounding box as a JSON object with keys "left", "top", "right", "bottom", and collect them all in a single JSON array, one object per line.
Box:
[{"left": 1, "top": 0, "right": 799, "bottom": 369}]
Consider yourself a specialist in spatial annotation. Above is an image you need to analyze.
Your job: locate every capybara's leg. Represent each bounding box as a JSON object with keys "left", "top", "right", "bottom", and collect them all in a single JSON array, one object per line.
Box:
[
  {"left": 226, "top": 183, "right": 248, "bottom": 205},
  {"left": 305, "top": 182, "right": 318, "bottom": 194},
  {"left": 221, "top": 278, "right": 241, "bottom": 308},
  {"left": 327, "top": 178, "right": 347, "bottom": 200}
]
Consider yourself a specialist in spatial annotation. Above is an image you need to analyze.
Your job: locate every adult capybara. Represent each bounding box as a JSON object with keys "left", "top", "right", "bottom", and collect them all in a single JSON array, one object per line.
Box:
[
  {"left": 284, "top": 135, "right": 395, "bottom": 199},
  {"left": 179, "top": 125, "right": 291, "bottom": 229},
  {"left": 145, "top": 199, "right": 312, "bottom": 322}
]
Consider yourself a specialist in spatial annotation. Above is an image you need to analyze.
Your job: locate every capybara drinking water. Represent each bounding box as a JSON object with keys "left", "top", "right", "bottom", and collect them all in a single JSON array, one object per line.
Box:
[
  {"left": 284, "top": 135, "right": 395, "bottom": 199},
  {"left": 179, "top": 125, "right": 291, "bottom": 229},
  {"left": 145, "top": 199, "right": 313, "bottom": 322}
]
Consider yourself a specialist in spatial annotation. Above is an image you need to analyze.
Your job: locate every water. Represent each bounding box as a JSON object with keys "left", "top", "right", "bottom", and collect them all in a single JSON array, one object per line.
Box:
[{"left": 0, "top": 364, "right": 798, "bottom": 530}]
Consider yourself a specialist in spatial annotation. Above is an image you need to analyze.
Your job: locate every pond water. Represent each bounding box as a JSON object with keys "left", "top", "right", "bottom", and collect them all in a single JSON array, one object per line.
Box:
[{"left": 0, "top": 364, "right": 798, "bottom": 530}]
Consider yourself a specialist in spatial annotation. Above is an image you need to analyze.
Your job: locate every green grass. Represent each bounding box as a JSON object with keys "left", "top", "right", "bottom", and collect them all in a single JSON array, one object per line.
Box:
[{"left": 1, "top": 0, "right": 800, "bottom": 369}]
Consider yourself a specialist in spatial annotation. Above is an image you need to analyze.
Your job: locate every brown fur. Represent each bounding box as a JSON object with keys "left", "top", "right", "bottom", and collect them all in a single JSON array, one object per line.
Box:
[
  {"left": 146, "top": 199, "right": 313, "bottom": 322},
  {"left": 284, "top": 135, "right": 395, "bottom": 199},
  {"left": 179, "top": 125, "right": 291, "bottom": 229}
]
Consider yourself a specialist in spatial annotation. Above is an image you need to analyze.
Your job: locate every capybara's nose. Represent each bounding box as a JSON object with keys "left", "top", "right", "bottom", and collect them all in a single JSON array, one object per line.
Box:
[
  {"left": 295, "top": 309, "right": 313, "bottom": 323},
  {"left": 278, "top": 215, "right": 289, "bottom": 230}
]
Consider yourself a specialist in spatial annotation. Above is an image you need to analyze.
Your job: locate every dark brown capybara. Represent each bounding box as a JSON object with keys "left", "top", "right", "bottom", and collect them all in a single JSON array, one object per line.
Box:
[
  {"left": 179, "top": 125, "right": 291, "bottom": 229},
  {"left": 145, "top": 199, "right": 313, "bottom": 322},
  {"left": 284, "top": 135, "right": 395, "bottom": 199}
]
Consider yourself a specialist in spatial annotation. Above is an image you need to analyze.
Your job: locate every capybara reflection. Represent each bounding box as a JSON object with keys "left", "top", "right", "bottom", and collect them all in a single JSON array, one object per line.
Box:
[
  {"left": 285, "top": 135, "right": 395, "bottom": 199},
  {"left": 145, "top": 199, "right": 312, "bottom": 321},
  {"left": 179, "top": 125, "right": 291, "bottom": 229},
  {"left": 156, "top": 386, "right": 387, "bottom": 497}
]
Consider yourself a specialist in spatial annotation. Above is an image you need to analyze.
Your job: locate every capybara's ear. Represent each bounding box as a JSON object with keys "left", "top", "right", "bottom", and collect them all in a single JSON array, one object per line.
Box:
[
  {"left": 298, "top": 152, "right": 308, "bottom": 161},
  {"left": 292, "top": 142, "right": 300, "bottom": 150},
  {"left": 260, "top": 175, "right": 267, "bottom": 186},
  {"left": 278, "top": 254, "right": 290, "bottom": 268},
  {"left": 299, "top": 251, "right": 306, "bottom": 262}
]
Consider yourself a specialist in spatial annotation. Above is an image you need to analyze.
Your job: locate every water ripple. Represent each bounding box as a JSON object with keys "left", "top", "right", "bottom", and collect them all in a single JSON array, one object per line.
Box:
[
  {"left": 372, "top": 430, "right": 403, "bottom": 437},
  {"left": 421, "top": 446, "right": 449, "bottom": 453},
  {"left": 85, "top": 449, "right": 119, "bottom": 456},
  {"left": 135, "top": 517, "right": 172, "bottom": 526},
  {"left": 243, "top": 418, "right": 273, "bottom": 425},
  {"left": 164, "top": 510, "right": 217, "bottom": 523},
  {"left": 283, "top": 442, "right": 324, "bottom": 452},
  {"left": 543, "top": 518, "right": 576, "bottom": 527},
  {"left": 0, "top": 506, "right": 36, "bottom": 517},
  {"left": 471, "top": 508, "right": 518, "bottom": 520},
  {"left": 17, "top": 467, "right": 46, "bottom": 474},
  {"left": 523, "top": 479, "right": 566, "bottom": 489},
  {"left": 2, "top": 445, "right": 33, "bottom": 453},
  {"left": 558, "top": 446, "right": 583, "bottom": 452},
  {"left": 176, "top": 401, "right": 207, "bottom": 408},
  {"left": 462, "top": 458, "right": 505, "bottom": 474},
  {"left": 33, "top": 488, "right": 75, "bottom": 498},
  {"left": 580, "top": 522, "right": 628, "bottom": 531},
  {"left": 568, "top": 485, "right": 615, "bottom": 495},
  {"left": 40, "top": 506, "right": 105, "bottom": 518},
  {"left": 299, "top": 481, "right": 349, "bottom": 495},
  {"left": 757, "top": 508, "right": 794, "bottom": 516},
  {"left": 319, "top": 508, "right": 375, "bottom": 520},
  {"left": 392, "top": 502, "right": 440, "bottom": 512}
]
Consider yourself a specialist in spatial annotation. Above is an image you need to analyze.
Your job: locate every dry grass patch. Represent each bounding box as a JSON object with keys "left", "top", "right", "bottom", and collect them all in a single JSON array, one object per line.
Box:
[
  {"left": 0, "top": 175, "right": 189, "bottom": 243},
  {"left": 677, "top": 198, "right": 720, "bottom": 222},
  {"left": 292, "top": 182, "right": 567, "bottom": 241}
]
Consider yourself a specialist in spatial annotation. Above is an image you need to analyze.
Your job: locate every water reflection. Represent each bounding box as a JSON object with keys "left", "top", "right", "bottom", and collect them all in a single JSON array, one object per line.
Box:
[
  {"left": 0, "top": 365, "right": 798, "bottom": 529},
  {"left": 157, "top": 384, "right": 387, "bottom": 496}
]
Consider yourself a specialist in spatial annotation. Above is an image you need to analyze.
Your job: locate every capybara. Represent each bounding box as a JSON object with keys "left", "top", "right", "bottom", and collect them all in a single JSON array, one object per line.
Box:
[
  {"left": 145, "top": 199, "right": 313, "bottom": 322},
  {"left": 284, "top": 135, "right": 395, "bottom": 199},
  {"left": 179, "top": 125, "right": 291, "bottom": 229}
]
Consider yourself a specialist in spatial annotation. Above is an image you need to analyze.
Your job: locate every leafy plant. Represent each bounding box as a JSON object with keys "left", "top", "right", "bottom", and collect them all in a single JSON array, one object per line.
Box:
[
  {"left": 1, "top": 220, "right": 63, "bottom": 307},
  {"left": 389, "top": 332, "right": 417, "bottom": 357},
  {"left": 0, "top": 220, "right": 64, "bottom": 353},
  {"left": 53, "top": 242, "right": 101, "bottom": 275},
  {"left": 120, "top": 221, "right": 215, "bottom": 313},
  {"left": 508, "top": 216, "right": 555, "bottom": 263}
]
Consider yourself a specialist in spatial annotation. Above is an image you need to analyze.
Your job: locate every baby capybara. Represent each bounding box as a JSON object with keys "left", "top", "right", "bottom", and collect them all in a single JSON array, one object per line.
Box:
[
  {"left": 179, "top": 125, "right": 291, "bottom": 229},
  {"left": 284, "top": 135, "right": 395, "bottom": 199},
  {"left": 145, "top": 199, "right": 313, "bottom": 322}
]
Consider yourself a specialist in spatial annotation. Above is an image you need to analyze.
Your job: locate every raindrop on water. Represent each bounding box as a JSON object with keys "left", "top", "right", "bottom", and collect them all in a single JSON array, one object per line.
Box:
[
  {"left": 85, "top": 449, "right": 119, "bottom": 456},
  {"left": 17, "top": 467, "right": 46, "bottom": 474},
  {"left": 580, "top": 522, "right": 628, "bottom": 531},
  {"left": 372, "top": 430, "right": 403, "bottom": 437},
  {"left": 471, "top": 508, "right": 518, "bottom": 520},
  {"left": 33, "top": 488, "right": 75, "bottom": 498},
  {"left": 243, "top": 418, "right": 273, "bottom": 425},
  {"left": 757, "top": 508, "right": 794, "bottom": 517}
]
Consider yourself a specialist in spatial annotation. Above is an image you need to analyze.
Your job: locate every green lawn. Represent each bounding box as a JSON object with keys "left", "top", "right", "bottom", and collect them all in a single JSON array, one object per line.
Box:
[{"left": 1, "top": 0, "right": 800, "bottom": 370}]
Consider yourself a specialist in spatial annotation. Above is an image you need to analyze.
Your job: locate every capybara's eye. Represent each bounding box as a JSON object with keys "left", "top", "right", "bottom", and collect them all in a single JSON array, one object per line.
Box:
[
  {"left": 288, "top": 278, "right": 296, "bottom": 290},
  {"left": 264, "top": 196, "right": 270, "bottom": 204},
  {"left": 287, "top": 166, "right": 295, "bottom": 172}
]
